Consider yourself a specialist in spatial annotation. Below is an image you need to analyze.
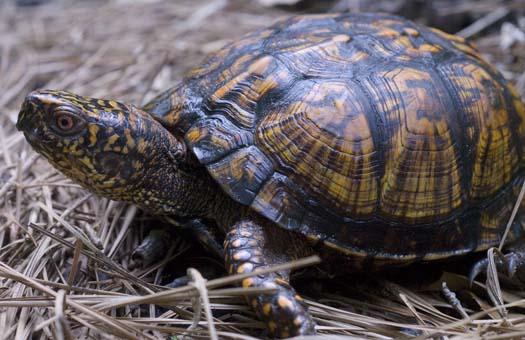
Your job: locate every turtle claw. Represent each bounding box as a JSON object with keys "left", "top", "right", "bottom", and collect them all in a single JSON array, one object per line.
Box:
[
  {"left": 469, "top": 257, "right": 489, "bottom": 287},
  {"left": 166, "top": 275, "right": 191, "bottom": 288},
  {"left": 505, "top": 254, "right": 519, "bottom": 278},
  {"left": 469, "top": 250, "right": 525, "bottom": 287}
]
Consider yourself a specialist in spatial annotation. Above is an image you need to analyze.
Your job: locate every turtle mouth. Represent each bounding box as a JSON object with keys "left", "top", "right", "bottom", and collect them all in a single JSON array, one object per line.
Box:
[
  {"left": 22, "top": 130, "right": 40, "bottom": 149},
  {"left": 17, "top": 102, "right": 46, "bottom": 147},
  {"left": 16, "top": 114, "right": 32, "bottom": 135},
  {"left": 22, "top": 128, "right": 54, "bottom": 148}
]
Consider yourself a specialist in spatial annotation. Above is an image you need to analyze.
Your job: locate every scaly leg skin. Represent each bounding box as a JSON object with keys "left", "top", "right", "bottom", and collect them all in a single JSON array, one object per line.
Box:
[
  {"left": 224, "top": 219, "right": 316, "bottom": 338},
  {"left": 470, "top": 241, "right": 525, "bottom": 286}
]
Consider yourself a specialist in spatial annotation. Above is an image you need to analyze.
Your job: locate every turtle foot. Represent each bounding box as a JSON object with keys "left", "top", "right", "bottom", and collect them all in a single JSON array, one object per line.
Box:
[
  {"left": 469, "top": 249, "right": 525, "bottom": 287},
  {"left": 131, "top": 228, "right": 172, "bottom": 267}
]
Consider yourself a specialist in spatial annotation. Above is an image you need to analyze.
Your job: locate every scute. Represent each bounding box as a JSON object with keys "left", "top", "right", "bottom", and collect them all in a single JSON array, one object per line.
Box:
[
  {"left": 185, "top": 115, "right": 253, "bottom": 164},
  {"left": 256, "top": 79, "right": 380, "bottom": 218},
  {"left": 437, "top": 60, "right": 520, "bottom": 198},
  {"left": 173, "top": 13, "right": 525, "bottom": 259},
  {"left": 202, "top": 55, "right": 295, "bottom": 130},
  {"left": 206, "top": 145, "right": 274, "bottom": 204},
  {"left": 361, "top": 65, "right": 465, "bottom": 222}
]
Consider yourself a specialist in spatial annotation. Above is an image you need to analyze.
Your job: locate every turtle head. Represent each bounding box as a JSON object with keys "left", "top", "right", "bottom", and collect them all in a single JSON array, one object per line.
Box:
[{"left": 17, "top": 90, "right": 188, "bottom": 212}]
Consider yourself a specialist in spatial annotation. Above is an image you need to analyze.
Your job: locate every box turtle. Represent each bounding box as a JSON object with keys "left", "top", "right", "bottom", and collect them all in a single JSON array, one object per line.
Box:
[{"left": 17, "top": 13, "right": 525, "bottom": 338}]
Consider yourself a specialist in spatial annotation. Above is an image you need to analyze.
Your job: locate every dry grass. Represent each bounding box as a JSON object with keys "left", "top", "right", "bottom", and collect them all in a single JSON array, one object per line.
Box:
[{"left": 1, "top": 0, "right": 525, "bottom": 339}]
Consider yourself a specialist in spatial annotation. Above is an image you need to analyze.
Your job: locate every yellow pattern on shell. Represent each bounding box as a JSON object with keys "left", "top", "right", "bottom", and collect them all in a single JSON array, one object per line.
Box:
[{"left": 257, "top": 80, "right": 379, "bottom": 217}]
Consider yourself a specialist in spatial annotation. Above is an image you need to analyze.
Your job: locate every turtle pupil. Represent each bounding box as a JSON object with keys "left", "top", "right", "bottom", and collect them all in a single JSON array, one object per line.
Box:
[{"left": 58, "top": 115, "right": 73, "bottom": 130}]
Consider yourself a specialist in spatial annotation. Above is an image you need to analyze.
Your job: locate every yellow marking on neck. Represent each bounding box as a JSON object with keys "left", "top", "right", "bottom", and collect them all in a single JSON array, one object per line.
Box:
[
  {"left": 107, "top": 134, "right": 119, "bottom": 146},
  {"left": 137, "top": 138, "right": 147, "bottom": 153},
  {"left": 125, "top": 129, "right": 135, "bottom": 149},
  {"left": 78, "top": 157, "right": 95, "bottom": 170},
  {"left": 132, "top": 160, "right": 143, "bottom": 170}
]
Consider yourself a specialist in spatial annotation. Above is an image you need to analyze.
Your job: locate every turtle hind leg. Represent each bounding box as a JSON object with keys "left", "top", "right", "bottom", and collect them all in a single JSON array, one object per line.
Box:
[
  {"left": 224, "top": 219, "right": 316, "bottom": 338},
  {"left": 469, "top": 242, "right": 525, "bottom": 287}
]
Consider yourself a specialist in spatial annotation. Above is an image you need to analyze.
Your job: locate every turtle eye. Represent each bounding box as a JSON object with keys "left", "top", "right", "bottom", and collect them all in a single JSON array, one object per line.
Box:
[
  {"left": 52, "top": 111, "right": 86, "bottom": 135},
  {"left": 57, "top": 114, "right": 74, "bottom": 130}
]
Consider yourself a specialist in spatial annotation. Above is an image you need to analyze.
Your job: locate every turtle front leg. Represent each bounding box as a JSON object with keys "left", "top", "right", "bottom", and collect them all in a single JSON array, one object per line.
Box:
[
  {"left": 225, "top": 219, "right": 316, "bottom": 338},
  {"left": 181, "top": 218, "right": 224, "bottom": 259}
]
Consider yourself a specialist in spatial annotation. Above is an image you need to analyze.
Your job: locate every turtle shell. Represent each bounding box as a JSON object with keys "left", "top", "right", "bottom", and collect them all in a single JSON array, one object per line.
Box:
[{"left": 146, "top": 13, "right": 525, "bottom": 261}]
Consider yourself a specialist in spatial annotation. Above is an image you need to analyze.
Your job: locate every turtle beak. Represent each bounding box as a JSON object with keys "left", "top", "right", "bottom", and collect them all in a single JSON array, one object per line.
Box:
[
  {"left": 17, "top": 91, "right": 50, "bottom": 144},
  {"left": 17, "top": 91, "right": 42, "bottom": 131},
  {"left": 16, "top": 101, "right": 33, "bottom": 133}
]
